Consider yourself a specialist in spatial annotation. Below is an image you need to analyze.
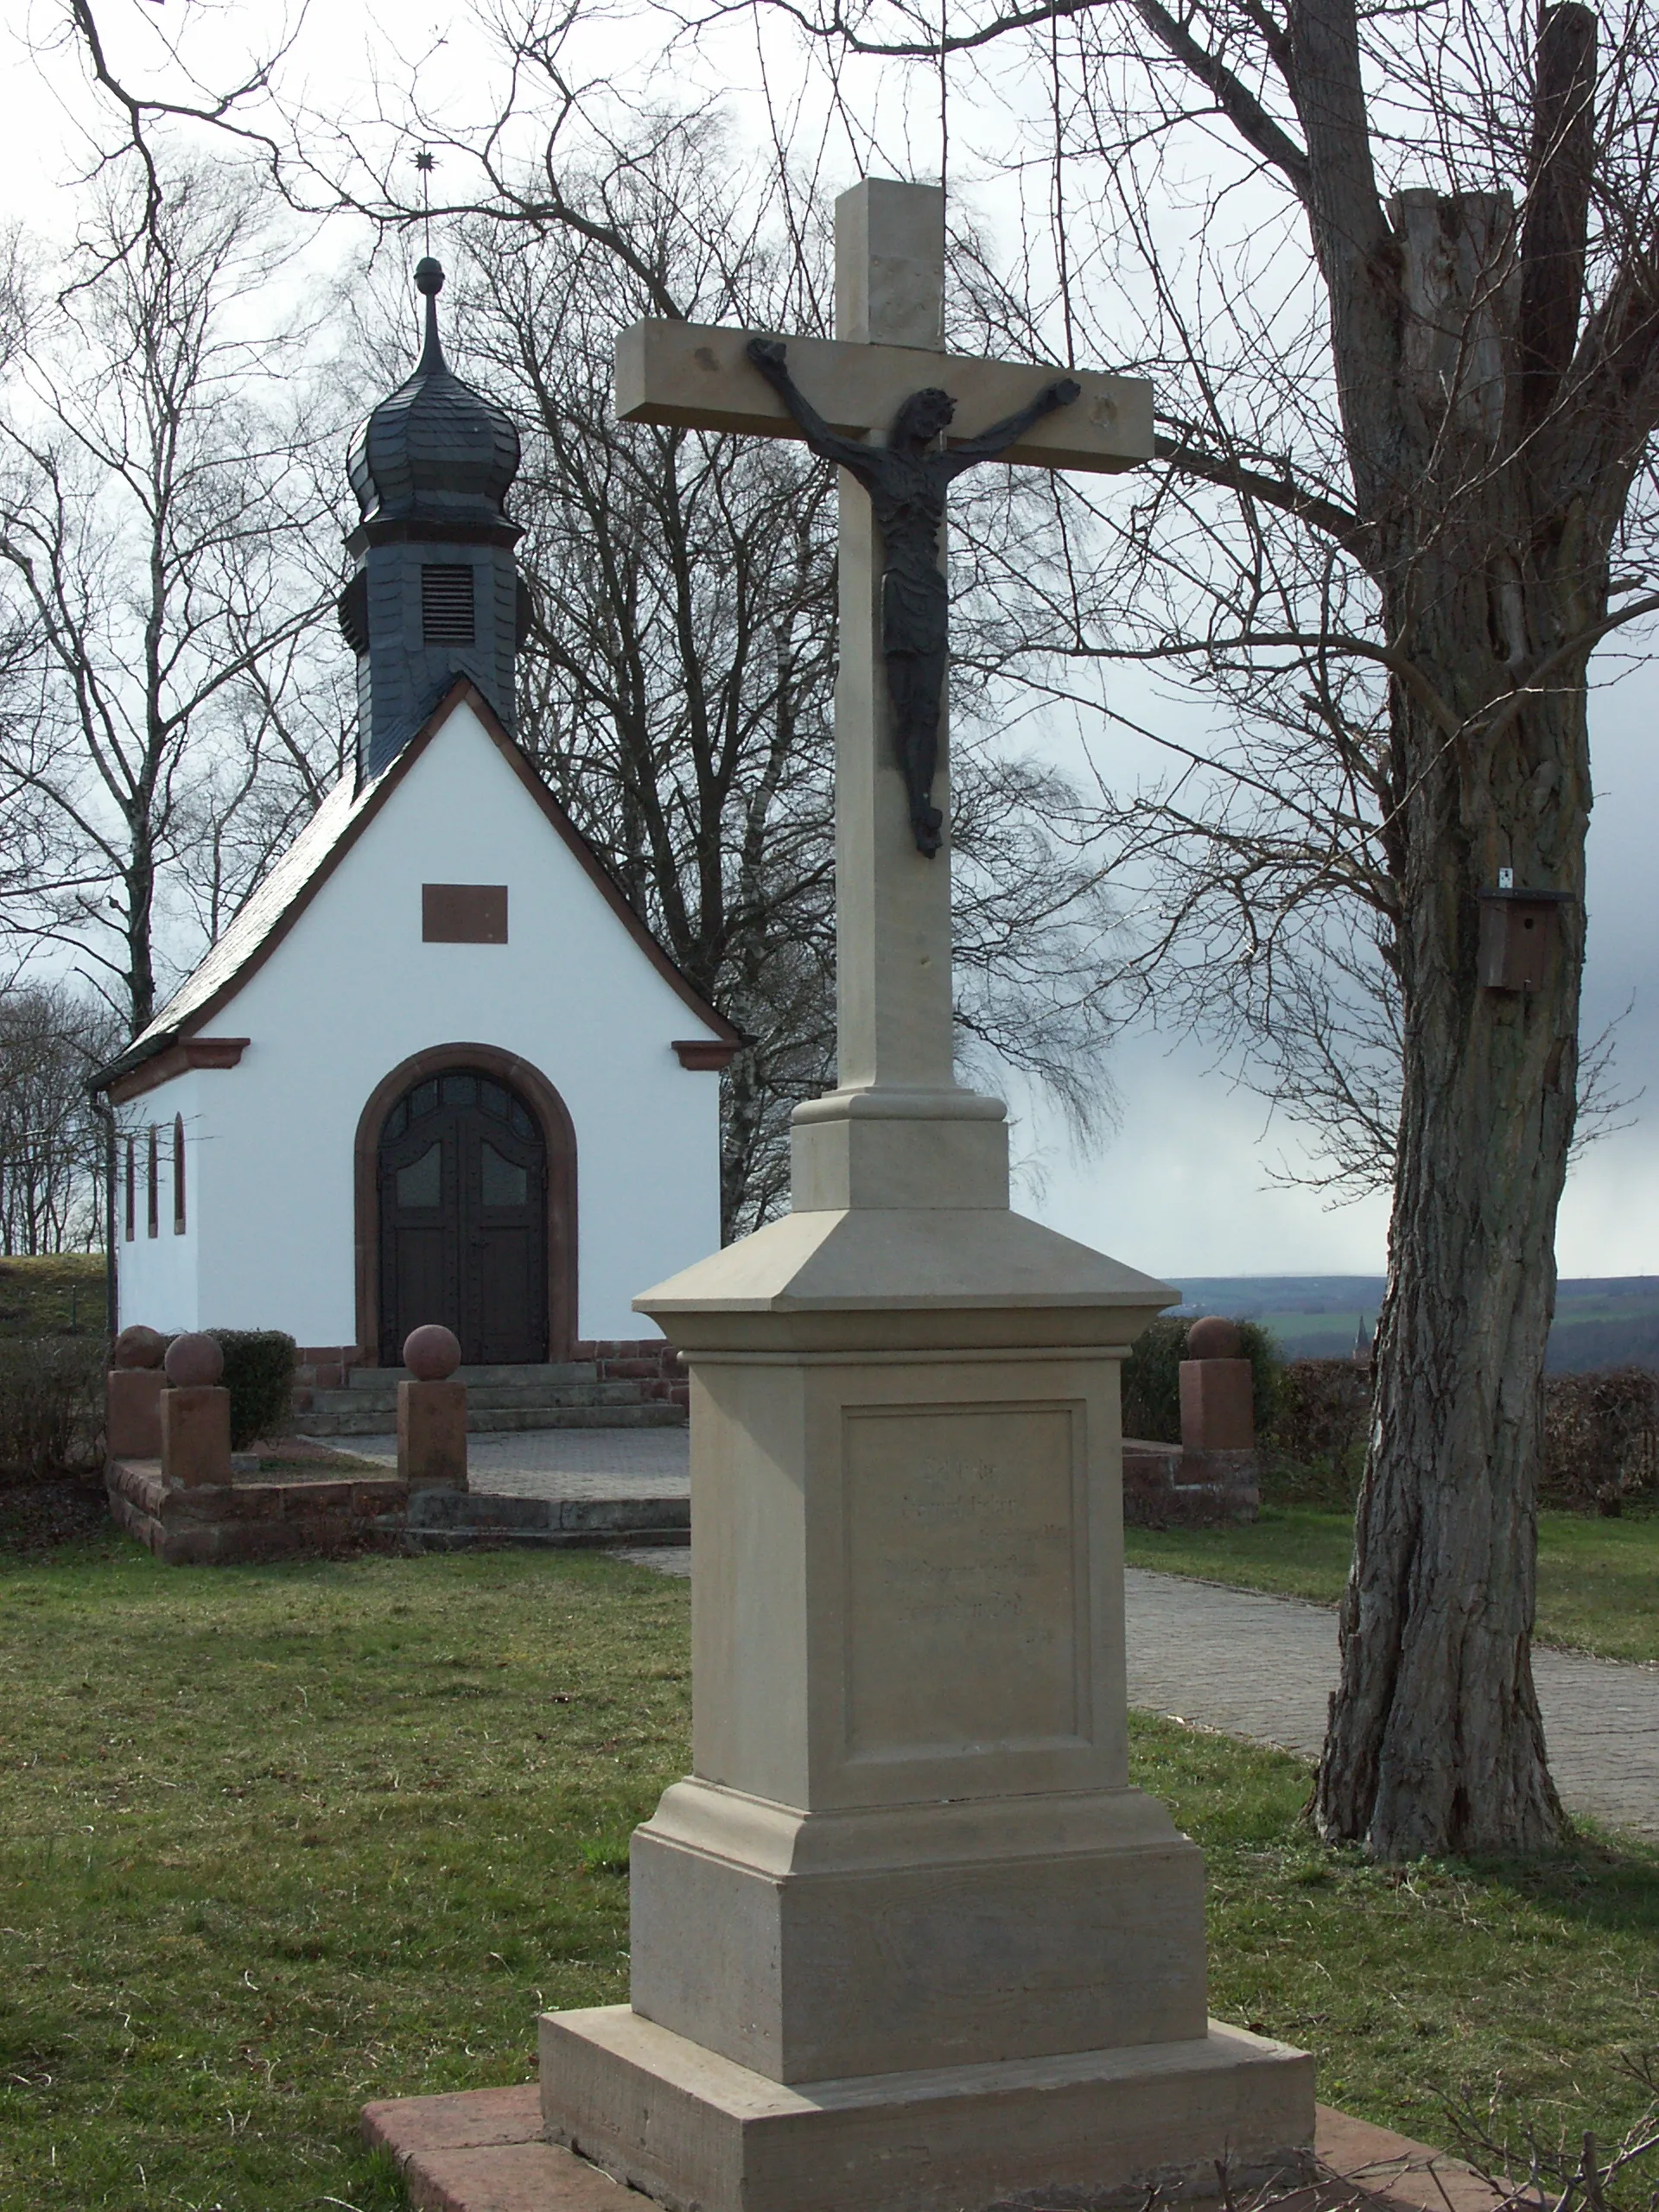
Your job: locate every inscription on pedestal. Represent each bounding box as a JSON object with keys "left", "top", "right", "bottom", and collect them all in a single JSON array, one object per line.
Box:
[{"left": 842, "top": 1403, "right": 1085, "bottom": 1758}]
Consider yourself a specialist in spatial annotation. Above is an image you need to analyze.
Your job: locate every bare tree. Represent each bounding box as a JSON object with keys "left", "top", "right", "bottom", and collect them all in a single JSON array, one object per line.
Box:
[
  {"left": 0, "top": 981, "right": 119, "bottom": 1255},
  {"left": 721, "top": 0, "right": 1659, "bottom": 1854},
  {"left": 0, "top": 160, "right": 347, "bottom": 1033}
]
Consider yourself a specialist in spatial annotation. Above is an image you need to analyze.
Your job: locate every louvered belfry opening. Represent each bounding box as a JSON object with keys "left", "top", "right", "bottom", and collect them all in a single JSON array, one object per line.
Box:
[{"left": 421, "top": 564, "right": 476, "bottom": 645}]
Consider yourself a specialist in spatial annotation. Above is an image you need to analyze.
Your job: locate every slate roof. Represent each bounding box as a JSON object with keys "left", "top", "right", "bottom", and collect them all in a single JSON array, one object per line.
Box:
[{"left": 347, "top": 260, "right": 520, "bottom": 534}]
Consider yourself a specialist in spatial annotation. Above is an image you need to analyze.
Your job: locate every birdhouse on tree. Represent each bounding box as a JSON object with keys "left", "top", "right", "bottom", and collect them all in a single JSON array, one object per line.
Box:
[{"left": 1478, "top": 876, "right": 1573, "bottom": 993}]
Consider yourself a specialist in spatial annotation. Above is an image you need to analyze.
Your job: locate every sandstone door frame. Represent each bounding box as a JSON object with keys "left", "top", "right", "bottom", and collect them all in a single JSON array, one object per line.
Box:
[{"left": 354, "top": 1042, "right": 577, "bottom": 1365}]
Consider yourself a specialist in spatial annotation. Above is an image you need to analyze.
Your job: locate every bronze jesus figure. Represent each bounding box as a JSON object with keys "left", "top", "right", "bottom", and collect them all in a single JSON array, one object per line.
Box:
[{"left": 747, "top": 337, "right": 1081, "bottom": 855}]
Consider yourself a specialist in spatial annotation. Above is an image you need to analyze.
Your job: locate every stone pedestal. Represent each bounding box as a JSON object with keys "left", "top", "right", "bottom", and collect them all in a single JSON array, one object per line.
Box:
[
  {"left": 161, "top": 1385, "right": 231, "bottom": 1489},
  {"left": 397, "top": 1379, "right": 468, "bottom": 1491},
  {"left": 107, "top": 1368, "right": 165, "bottom": 1459},
  {"left": 539, "top": 1187, "right": 1315, "bottom": 2209},
  {"left": 1179, "top": 1359, "right": 1255, "bottom": 1451}
]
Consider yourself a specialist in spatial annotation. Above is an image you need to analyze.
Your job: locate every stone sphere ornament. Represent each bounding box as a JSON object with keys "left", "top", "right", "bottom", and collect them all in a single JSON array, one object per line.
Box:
[
  {"left": 1185, "top": 1315, "right": 1243, "bottom": 1361},
  {"left": 163, "top": 1332, "right": 225, "bottom": 1389},
  {"left": 404, "top": 1324, "right": 461, "bottom": 1382},
  {"left": 113, "top": 1324, "right": 168, "bottom": 1370}
]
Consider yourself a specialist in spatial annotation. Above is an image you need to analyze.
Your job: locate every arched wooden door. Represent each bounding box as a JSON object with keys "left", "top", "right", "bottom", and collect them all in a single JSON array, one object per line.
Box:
[{"left": 376, "top": 1068, "right": 548, "bottom": 1366}]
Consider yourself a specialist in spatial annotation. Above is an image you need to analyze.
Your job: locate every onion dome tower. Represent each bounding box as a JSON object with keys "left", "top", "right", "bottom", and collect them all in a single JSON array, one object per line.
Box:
[{"left": 339, "top": 257, "right": 531, "bottom": 779}]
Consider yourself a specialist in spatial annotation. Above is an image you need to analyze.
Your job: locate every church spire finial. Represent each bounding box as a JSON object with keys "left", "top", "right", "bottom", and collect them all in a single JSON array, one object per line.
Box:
[{"left": 413, "top": 256, "right": 446, "bottom": 372}]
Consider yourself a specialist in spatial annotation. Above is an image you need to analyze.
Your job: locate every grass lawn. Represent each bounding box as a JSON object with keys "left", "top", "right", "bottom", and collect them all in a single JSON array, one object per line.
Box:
[
  {"left": 1126, "top": 1505, "right": 1659, "bottom": 1663},
  {"left": 0, "top": 1255, "right": 107, "bottom": 1340},
  {"left": 3, "top": 1539, "right": 1656, "bottom": 2211}
]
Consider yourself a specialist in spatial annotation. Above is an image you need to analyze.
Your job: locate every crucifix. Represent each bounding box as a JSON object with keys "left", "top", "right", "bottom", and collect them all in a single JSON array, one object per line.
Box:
[
  {"left": 616, "top": 176, "right": 1153, "bottom": 1134},
  {"left": 539, "top": 176, "right": 1312, "bottom": 2212}
]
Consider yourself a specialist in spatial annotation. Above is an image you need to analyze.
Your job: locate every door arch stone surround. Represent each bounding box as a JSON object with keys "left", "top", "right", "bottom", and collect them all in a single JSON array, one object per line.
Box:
[{"left": 354, "top": 1042, "right": 577, "bottom": 1365}]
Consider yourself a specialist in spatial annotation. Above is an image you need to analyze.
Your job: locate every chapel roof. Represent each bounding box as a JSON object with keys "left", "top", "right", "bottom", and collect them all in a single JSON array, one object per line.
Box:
[
  {"left": 92, "top": 682, "right": 741, "bottom": 1097},
  {"left": 346, "top": 259, "right": 521, "bottom": 533}
]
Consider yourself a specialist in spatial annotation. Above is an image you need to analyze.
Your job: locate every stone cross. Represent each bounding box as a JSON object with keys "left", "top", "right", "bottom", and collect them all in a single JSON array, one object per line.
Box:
[
  {"left": 616, "top": 177, "right": 1153, "bottom": 1128},
  {"left": 545, "top": 175, "right": 1313, "bottom": 2212}
]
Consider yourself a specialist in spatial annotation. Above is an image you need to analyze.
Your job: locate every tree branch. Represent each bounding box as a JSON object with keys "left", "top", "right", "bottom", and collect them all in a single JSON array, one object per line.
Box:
[{"left": 1128, "top": 0, "right": 1311, "bottom": 201}]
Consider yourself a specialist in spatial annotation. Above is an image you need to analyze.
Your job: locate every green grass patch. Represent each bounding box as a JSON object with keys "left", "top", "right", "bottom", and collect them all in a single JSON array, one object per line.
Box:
[
  {"left": 1, "top": 1545, "right": 690, "bottom": 2209},
  {"left": 0, "top": 1255, "right": 107, "bottom": 1340},
  {"left": 1134, "top": 1712, "right": 1659, "bottom": 2151},
  {"left": 1125, "top": 1506, "right": 1659, "bottom": 1663},
  {"left": 2, "top": 1545, "right": 1655, "bottom": 2209}
]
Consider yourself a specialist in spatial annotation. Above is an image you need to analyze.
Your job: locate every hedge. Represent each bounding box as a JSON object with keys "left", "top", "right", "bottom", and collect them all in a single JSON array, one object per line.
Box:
[
  {"left": 1256, "top": 1357, "right": 1657, "bottom": 1514},
  {"left": 0, "top": 1336, "right": 107, "bottom": 1479},
  {"left": 206, "top": 1330, "right": 296, "bottom": 1451}
]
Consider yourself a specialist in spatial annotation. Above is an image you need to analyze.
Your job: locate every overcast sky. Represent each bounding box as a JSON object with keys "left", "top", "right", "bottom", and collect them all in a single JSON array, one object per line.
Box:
[{"left": 8, "top": 0, "right": 1654, "bottom": 1281}]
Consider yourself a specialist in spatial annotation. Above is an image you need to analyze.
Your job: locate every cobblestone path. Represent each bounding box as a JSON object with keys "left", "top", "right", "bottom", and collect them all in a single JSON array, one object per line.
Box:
[{"left": 1124, "top": 1567, "right": 1658, "bottom": 1840}]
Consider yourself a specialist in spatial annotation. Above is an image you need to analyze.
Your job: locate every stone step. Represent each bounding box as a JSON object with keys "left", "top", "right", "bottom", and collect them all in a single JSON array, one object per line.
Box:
[
  {"left": 401, "top": 1487, "right": 690, "bottom": 1554},
  {"left": 402, "top": 1525, "right": 690, "bottom": 1554},
  {"left": 298, "top": 1401, "right": 686, "bottom": 1438},
  {"left": 312, "top": 1378, "right": 656, "bottom": 1416},
  {"left": 410, "top": 1491, "right": 689, "bottom": 1533},
  {"left": 349, "top": 1362, "right": 606, "bottom": 1390}
]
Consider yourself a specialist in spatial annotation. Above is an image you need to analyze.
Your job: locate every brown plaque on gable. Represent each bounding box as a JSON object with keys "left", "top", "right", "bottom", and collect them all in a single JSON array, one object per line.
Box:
[{"left": 423, "top": 884, "right": 509, "bottom": 944}]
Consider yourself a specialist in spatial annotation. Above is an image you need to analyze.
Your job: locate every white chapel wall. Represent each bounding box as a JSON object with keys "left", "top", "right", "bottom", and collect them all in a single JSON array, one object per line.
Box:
[
  {"left": 130, "top": 702, "right": 721, "bottom": 1349},
  {"left": 111, "top": 1071, "right": 203, "bottom": 1334}
]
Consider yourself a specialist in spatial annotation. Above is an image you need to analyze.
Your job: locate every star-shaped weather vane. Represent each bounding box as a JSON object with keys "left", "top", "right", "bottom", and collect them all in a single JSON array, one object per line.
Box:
[{"left": 412, "top": 145, "right": 436, "bottom": 255}]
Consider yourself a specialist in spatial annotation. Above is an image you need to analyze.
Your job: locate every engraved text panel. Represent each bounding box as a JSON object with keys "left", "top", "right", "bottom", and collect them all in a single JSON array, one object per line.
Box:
[{"left": 843, "top": 1403, "right": 1083, "bottom": 1758}]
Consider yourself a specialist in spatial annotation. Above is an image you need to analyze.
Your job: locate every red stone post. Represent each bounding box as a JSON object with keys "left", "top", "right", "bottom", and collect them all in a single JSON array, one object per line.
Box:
[
  {"left": 397, "top": 1325, "right": 468, "bottom": 1492},
  {"left": 1178, "top": 1315, "right": 1255, "bottom": 1451},
  {"left": 107, "top": 1325, "right": 168, "bottom": 1460},
  {"left": 160, "top": 1333, "right": 232, "bottom": 1489}
]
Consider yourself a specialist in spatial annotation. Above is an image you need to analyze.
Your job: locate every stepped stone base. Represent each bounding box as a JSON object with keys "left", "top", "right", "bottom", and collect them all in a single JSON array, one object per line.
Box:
[
  {"left": 362, "top": 2082, "right": 1503, "bottom": 2212},
  {"left": 538, "top": 2007, "right": 1313, "bottom": 2212},
  {"left": 106, "top": 1459, "right": 689, "bottom": 1566}
]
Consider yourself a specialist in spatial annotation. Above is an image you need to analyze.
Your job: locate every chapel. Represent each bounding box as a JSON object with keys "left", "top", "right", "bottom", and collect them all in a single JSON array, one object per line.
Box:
[{"left": 93, "top": 259, "right": 739, "bottom": 1370}]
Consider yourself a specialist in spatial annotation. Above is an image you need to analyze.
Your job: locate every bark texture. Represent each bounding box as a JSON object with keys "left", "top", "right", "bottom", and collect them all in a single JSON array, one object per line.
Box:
[{"left": 1305, "top": 4, "right": 1643, "bottom": 1854}]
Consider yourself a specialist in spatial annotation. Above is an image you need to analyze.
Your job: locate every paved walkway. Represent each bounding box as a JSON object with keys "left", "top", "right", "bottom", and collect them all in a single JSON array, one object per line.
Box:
[
  {"left": 350, "top": 1425, "right": 690, "bottom": 1503},
  {"left": 1121, "top": 1569, "right": 1659, "bottom": 1840}
]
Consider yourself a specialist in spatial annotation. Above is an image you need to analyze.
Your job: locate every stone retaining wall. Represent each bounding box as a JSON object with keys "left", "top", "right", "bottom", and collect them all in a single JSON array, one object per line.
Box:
[
  {"left": 108, "top": 1458, "right": 406, "bottom": 1566},
  {"left": 1122, "top": 1440, "right": 1259, "bottom": 1526},
  {"left": 573, "top": 1339, "right": 689, "bottom": 1409}
]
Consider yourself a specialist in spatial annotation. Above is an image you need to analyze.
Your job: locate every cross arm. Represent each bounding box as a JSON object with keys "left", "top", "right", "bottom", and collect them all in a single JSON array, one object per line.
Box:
[
  {"left": 744, "top": 337, "right": 874, "bottom": 475},
  {"left": 614, "top": 320, "right": 1154, "bottom": 474},
  {"left": 942, "top": 376, "right": 1083, "bottom": 471}
]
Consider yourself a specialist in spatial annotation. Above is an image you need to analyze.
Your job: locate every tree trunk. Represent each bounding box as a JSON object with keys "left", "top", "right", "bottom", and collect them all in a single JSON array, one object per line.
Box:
[
  {"left": 126, "top": 827, "right": 158, "bottom": 1035},
  {"left": 1315, "top": 562, "right": 1591, "bottom": 1855}
]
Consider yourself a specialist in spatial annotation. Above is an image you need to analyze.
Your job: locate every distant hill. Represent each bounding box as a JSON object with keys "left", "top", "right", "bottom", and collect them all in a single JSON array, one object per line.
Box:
[{"left": 1165, "top": 1276, "right": 1659, "bottom": 1373}]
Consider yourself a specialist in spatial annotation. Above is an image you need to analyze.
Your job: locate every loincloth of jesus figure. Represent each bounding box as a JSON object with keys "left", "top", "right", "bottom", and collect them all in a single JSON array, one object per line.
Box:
[{"left": 747, "top": 337, "right": 1080, "bottom": 855}]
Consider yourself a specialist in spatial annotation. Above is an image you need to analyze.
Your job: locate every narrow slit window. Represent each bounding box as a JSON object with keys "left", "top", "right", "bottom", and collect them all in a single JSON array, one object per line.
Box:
[
  {"left": 146, "top": 1126, "right": 159, "bottom": 1237},
  {"left": 173, "top": 1114, "right": 187, "bottom": 1234},
  {"left": 124, "top": 1135, "right": 136, "bottom": 1242},
  {"left": 421, "top": 564, "right": 475, "bottom": 644}
]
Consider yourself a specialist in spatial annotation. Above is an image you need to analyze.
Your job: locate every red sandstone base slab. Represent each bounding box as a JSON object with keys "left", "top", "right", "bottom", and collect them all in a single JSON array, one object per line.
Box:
[{"left": 361, "top": 2083, "right": 1503, "bottom": 2212}]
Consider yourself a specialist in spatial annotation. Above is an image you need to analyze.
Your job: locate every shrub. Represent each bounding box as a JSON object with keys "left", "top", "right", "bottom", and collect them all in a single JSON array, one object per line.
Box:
[
  {"left": 1122, "top": 1314, "right": 1284, "bottom": 1442},
  {"left": 1267, "top": 1357, "right": 1373, "bottom": 1465},
  {"left": 1541, "top": 1367, "right": 1658, "bottom": 1515},
  {"left": 207, "top": 1330, "right": 296, "bottom": 1451},
  {"left": 1249, "top": 1358, "right": 1657, "bottom": 1516},
  {"left": 0, "top": 1335, "right": 106, "bottom": 1478}
]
